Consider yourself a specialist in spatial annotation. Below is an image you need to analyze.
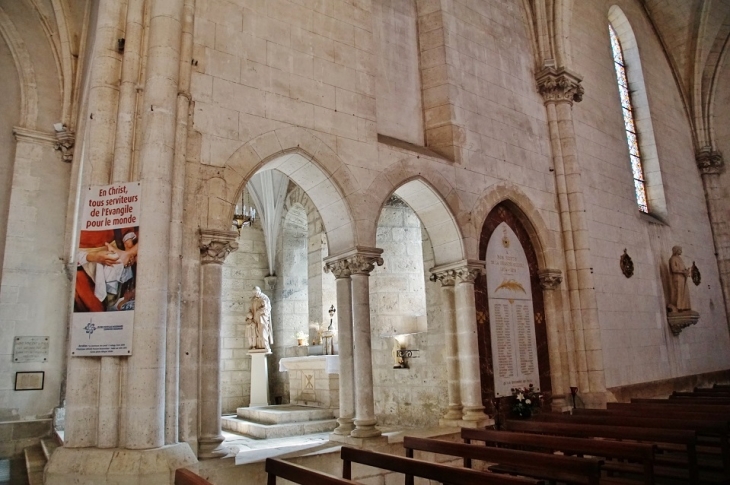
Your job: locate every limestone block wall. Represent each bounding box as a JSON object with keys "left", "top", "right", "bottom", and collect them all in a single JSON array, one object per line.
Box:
[
  {"left": 220, "top": 216, "right": 269, "bottom": 412},
  {"left": 370, "top": 197, "right": 447, "bottom": 426},
  {"left": 713, "top": 48, "right": 730, "bottom": 313},
  {"left": 571, "top": 0, "right": 730, "bottom": 388}
]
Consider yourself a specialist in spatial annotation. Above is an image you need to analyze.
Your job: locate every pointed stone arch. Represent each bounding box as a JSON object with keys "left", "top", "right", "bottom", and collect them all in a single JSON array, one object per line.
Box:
[
  {"left": 471, "top": 184, "right": 560, "bottom": 271},
  {"left": 211, "top": 127, "right": 357, "bottom": 255}
]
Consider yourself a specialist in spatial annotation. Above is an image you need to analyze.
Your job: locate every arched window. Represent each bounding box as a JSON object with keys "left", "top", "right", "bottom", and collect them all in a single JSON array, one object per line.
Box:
[
  {"left": 607, "top": 7, "right": 666, "bottom": 218},
  {"left": 609, "top": 23, "right": 647, "bottom": 213}
]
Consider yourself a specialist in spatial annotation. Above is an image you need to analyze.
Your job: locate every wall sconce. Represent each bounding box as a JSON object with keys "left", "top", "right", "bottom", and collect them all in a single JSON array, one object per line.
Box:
[
  {"left": 232, "top": 187, "right": 256, "bottom": 236},
  {"left": 392, "top": 336, "right": 419, "bottom": 369}
]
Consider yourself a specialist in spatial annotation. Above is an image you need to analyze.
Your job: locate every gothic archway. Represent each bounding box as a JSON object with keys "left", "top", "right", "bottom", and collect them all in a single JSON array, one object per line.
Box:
[{"left": 475, "top": 201, "right": 552, "bottom": 416}]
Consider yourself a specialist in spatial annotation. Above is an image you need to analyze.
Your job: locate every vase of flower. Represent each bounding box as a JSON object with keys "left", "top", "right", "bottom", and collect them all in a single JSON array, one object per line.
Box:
[
  {"left": 511, "top": 384, "right": 541, "bottom": 419},
  {"left": 295, "top": 331, "right": 307, "bottom": 346}
]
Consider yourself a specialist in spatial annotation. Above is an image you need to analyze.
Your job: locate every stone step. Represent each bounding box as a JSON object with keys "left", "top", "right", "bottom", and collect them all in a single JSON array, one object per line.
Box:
[
  {"left": 223, "top": 415, "right": 337, "bottom": 439},
  {"left": 41, "top": 438, "right": 59, "bottom": 461},
  {"left": 236, "top": 405, "right": 335, "bottom": 425},
  {"left": 24, "top": 445, "right": 45, "bottom": 485}
]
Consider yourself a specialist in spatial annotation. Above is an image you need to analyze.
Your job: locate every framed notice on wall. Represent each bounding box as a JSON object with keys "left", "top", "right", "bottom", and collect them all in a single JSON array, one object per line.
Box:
[{"left": 15, "top": 371, "right": 44, "bottom": 391}]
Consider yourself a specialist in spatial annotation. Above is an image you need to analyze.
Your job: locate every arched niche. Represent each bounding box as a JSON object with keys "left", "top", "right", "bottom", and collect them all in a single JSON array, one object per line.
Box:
[{"left": 475, "top": 201, "right": 552, "bottom": 414}]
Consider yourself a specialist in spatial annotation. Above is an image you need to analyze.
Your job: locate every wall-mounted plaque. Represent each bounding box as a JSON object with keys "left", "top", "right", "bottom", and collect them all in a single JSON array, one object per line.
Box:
[
  {"left": 14, "top": 371, "right": 44, "bottom": 391},
  {"left": 486, "top": 222, "right": 540, "bottom": 397},
  {"left": 13, "top": 336, "right": 50, "bottom": 363}
]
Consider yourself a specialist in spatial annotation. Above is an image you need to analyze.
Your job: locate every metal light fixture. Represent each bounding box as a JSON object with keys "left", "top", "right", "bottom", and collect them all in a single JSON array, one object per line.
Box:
[{"left": 232, "top": 187, "right": 256, "bottom": 236}]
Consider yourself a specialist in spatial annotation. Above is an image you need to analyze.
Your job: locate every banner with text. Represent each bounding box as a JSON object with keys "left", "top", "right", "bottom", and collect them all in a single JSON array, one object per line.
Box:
[{"left": 71, "top": 182, "right": 140, "bottom": 356}]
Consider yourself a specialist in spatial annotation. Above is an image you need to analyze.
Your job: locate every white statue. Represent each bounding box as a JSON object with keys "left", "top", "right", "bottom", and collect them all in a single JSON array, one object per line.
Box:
[
  {"left": 668, "top": 246, "right": 691, "bottom": 312},
  {"left": 249, "top": 286, "right": 273, "bottom": 352}
]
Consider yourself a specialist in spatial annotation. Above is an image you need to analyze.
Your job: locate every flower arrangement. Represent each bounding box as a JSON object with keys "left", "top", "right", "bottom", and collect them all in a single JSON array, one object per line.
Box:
[
  {"left": 295, "top": 331, "right": 308, "bottom": 346},
  {"left": 511, "top": 384, "right": 541, "bottom": 418}
]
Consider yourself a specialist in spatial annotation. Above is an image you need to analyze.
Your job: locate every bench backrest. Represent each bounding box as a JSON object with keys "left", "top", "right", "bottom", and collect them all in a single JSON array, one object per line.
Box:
[
  {"left": 577, "top": 407, "right": 730, "bottom": 429},
  {"left": 265, "top": 458, "right": 360, "bottom": 485},
  {"left": 340, "top": 446, "right": 542, "bottom": 485},
  {"left": 402, "top": 436, "right": 601, "bottom": 485},
  {"left": 174, "top": 469, "right": 213, "bottom": 485},
  {"left": 461, "top": 428, "right": 655, "bottom": 485},
  {"left": 535, "top": 411, "right": 727, "bottom": 435}
]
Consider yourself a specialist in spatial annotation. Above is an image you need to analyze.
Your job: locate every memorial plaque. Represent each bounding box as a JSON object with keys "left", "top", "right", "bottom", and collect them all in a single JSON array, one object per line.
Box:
[
  {"left": 13, "top": 336, "right": 50, "bottom": 363},
  {"left": 486, "top": 222, "right": 540, "bottom": 397}
]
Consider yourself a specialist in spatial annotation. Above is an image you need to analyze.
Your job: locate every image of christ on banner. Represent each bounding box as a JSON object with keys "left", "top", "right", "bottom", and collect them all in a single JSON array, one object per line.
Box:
[{"left": 71, "top": 182, "right": 140, "bottom": 356}]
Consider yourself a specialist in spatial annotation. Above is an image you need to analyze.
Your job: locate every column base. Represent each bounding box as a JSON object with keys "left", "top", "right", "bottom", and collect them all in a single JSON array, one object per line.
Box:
[
  {"left": 332, "top": 417, "right": 355, "bottom": 436},
  {"left": 442, "top": 405, "right": 463, "bottom": 421},
  {"left": 45, "top": 443, "right": 197, "bottom": 484},
  {"left": 351, "top": 418, "right": 381, "bottom": 438},
  {"left": 461, "top": 405, "right": 489, "bottom": 422},
  {"left": 198, "top": 435, "right": 229, "bottom": 460}
]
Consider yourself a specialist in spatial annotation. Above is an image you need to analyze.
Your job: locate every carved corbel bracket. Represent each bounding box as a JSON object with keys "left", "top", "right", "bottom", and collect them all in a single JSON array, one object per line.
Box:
[
  {"left": 54, "top": 128, "right": 75, "bottom": 163},
  {"left": 696, "top": 149, "right": 724, "bottom": 175},
  {"left": 199, "top": 229, "right": 238, "bottom": 264},
  {"left": 536, "top": 67, "right": 585, "bottom": 104},
  {"left": 538, "top": 269, "right": 563, "bottom": 290},
  {"left": 430, "top": 260, "right": 485, "bottom": 285},
  {"left": 324, "top": 246, "right": 384, "bottom": 276}
]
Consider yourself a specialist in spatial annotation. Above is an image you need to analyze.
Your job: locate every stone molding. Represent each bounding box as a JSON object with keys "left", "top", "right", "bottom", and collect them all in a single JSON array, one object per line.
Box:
[
  {"left": 538, "top": 269, "right": 563, "bottom": 290},
  {"left": 430, "top": 260, "right": 485, "bottom": 285},
  {"left": 536, "top": 67, "right": 585, "bottom": 104},
  {"left": 324, "top": 246, "right": 384, "bottom": 276},
  {"left": 12, "top": 126, "right": 57, "bottom": 146},
  {"left": 54, "top": 128, "right": 75, "bottom": 163},
  {"left": 696, "top": 149, "right": 724, "bottom": 175},
  {"left": 199, "top": 229, "right": 238, "bottom": 264}
]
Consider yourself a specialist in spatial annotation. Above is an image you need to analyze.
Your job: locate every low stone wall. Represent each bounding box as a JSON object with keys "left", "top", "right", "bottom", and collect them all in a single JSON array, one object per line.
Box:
[{"left": 0, "top": 418, "right": 52, "bottom": 459}]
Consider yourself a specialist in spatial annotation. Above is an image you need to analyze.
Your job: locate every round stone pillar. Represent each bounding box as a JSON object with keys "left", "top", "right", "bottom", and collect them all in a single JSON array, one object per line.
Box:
[
  {"left": 430, "top": 268, "right": 462, "bottom": 421},
  {"left": 198, "top": 230, "right": 238, "bottom": 459},
  {"left": 453, "top": 261, "right": 489, "bottom": 422},
  {"left": 324, "top": 259, "right": 355, "bottom": 435},
  {"left": 348, "top": 249, "right": 383, "bottom": 438}
]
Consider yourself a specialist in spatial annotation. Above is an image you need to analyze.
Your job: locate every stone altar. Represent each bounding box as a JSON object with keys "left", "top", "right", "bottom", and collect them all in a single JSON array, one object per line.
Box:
[{"left": 279, "top": 355, "right": 340, "bottom": 409}]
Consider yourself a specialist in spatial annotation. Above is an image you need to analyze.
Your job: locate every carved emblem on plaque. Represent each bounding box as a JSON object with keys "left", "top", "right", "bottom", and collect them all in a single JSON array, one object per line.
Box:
[
  {"left": 620, "top": 249, "right": 634, "bottom": 278},
  {"left": 691, "top": 262, "right": 701, "bottom": 286}
]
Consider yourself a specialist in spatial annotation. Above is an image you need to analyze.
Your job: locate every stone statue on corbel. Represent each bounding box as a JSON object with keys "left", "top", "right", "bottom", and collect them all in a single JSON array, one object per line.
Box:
[{"left": 666, "top": 245, "right": 699, "bottom": 336}]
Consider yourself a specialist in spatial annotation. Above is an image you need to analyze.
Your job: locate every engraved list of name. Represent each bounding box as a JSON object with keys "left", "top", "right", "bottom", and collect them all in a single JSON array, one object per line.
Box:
[{"left": 486, "top": 222, "right": 540, "bottom": 397}]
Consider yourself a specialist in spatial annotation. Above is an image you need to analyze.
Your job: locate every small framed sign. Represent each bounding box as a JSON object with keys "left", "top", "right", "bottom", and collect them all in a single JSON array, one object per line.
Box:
[{"left": 14, "top": 371, "right": 44, "bottom": 391}]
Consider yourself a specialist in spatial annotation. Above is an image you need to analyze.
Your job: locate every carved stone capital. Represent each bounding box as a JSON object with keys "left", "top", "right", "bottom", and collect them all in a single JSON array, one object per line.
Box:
[
  {"left": 696, "top": 149, "right": 724, "bottom": 175},
  {"left": 324, "top": 246, "right": 384, "bottom": 277},
  {"left": 430, "top": 260, "right": 485, "bottom": 285},
  {"left": 54, "top": 129, "right": 75, "bottom": 163},
  {"left": 536, "top": 67, "right": 584, "bottom": 104},
  {"left": 429, "top": 269, "right": 456, "bottom": 287},
  {"left": 538, "top": 269, "right": 563, "bottom": 290},
  {"left": 199, "top": 229, "right": 238, "bottom": 264}
]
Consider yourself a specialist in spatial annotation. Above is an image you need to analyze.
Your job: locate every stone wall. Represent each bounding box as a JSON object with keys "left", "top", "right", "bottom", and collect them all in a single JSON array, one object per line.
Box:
[
  {"left": 370, "top": 196, "right": 447, "bottom": 426},
  {"left": 572, "top": 0, "right": 730, "bottom": 388}
]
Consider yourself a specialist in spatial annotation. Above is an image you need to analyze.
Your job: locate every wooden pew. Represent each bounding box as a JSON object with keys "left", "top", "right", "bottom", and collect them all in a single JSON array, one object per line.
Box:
[
  {"left": 674, "top": 391, "right": 730, "bottom": 399},
  {"left": 174, "top": 469, "right": 213, "bottom": 485},
  {"left": 535, "top": 412, "right": 729, "bottom": 479},
  {"left": 339, "top": 446, "right": 543, "bottom": 485},
  {"left": 504, "top": 419, "right": 700, "bottom": 483},
  {"left": 402, "top": 436, "right": 602, "bottom": 485},
  {"left": 668, "top": 396, "right": 730, "bottom": 405},
  {"left": 461, "top": 428, "right": 655, "bottom": 485},
  {"left": 618, "top": 400, "right": 730, "bottom": 415},
  {"left": 265, "top": 458, "right": 361, "bottom": 485}
]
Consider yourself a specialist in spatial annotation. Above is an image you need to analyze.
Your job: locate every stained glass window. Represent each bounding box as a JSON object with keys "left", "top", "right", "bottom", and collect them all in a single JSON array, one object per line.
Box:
[{"left": 609, "top": 24, "right": 648, "bottom": 213}]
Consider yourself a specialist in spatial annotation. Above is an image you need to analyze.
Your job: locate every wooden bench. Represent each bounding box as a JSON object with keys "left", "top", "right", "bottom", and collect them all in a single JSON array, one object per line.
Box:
[
  {"left": 461, "top": 428, "right": 655, "bottom": 485},
  {"left": 402, "top": 436, "right": 602, "bottom": 485},
  {"left": 339, "top": 446, "right": 543, "bottom": 485},
  {"left": 265, "top": 458, "right": 361, "bottom": 485},
  {"left": 535, "top": 411, "right": 729, "bottom": 479},
  {"left": 174, "top": 469, "right": 213, "bottom": 485},
  {"left": 504, "top": 419, "right": 701, "bottom": 483},
  {"left": 618, "top": 400, "right": 730, "bottom": 415}
]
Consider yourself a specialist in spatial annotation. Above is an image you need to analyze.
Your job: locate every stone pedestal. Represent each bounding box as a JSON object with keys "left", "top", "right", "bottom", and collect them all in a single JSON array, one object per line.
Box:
[
  {"left": 249, "top": 350, "right": 271, "bottom": 407},
  {"left": 279, "top": 355, "right": 339, "bottom": 409},
  {"left": 45, "top": 443, "right": 197, "bottom": 485},
  {"left": 667, "top": 311, "right": 700, "bottom": 336}
]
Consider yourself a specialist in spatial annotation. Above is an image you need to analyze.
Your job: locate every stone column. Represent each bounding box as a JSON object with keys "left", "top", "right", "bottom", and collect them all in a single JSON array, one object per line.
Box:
[
  {"left": 537, "top": 67, "right": 606, "bottom": 403},
  {"left": 198, "top": 230, "right": 238, "bottom": 459},
  {"left": 697, "top": 150, "right": 730, "bottom": 329},
  {"left": 348, "top": 248, "right": 383, "bottom": 438},
  {"left": 453, "top": 261, "right": 489, "bottom": 423},
  {"left": 430, "top": 267, "right": 462, "bottom": 422},
  {"left": 324, "top": 258, "right": 355, "bottom": 435},
  {"left": 538, "top": 269, "right": 570, "bottom": 410}
]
